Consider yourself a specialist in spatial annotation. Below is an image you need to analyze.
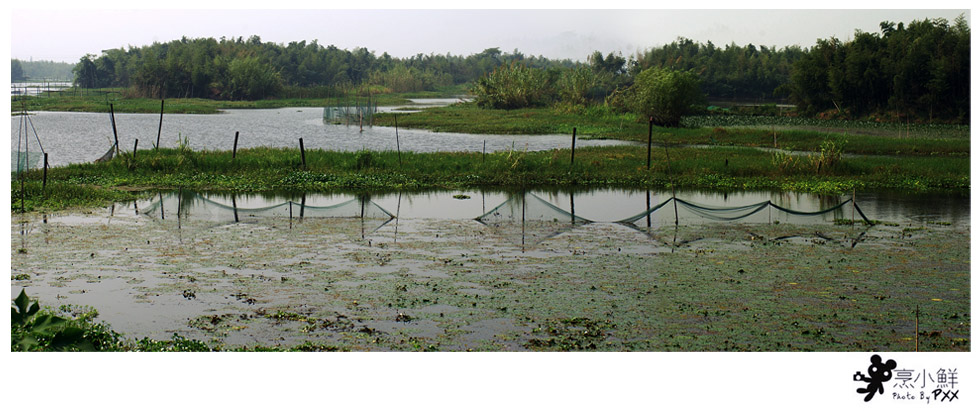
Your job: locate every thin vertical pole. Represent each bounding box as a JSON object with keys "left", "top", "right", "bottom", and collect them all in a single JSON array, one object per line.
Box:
[
  {"left": 232, "top": 194, "right": 239, "bottom": 223},
  {"left": 133, "top": 139, "right": 138, "bottom": 160},
  {"left": 300, "top": 193, "right": 306, "bottom": 221},
  {"left": 570, "top": 127, "right": 577, "bottom": 167},
  {"left": 521, "top": 192, "right": 526, "bottom": 251},
  {"left": 646, "top": 190, "right": 651, "bottom": 228},
  {"left": 915, "top": 305, "right": 919, "bottom": 352},
  {"left": 233, "top": 131, "right": 239, "bottom": 159},
  {"left": 570, "top": 192, "right": 576, "bottom": 225},
  {"left": 177, "top": 190, "right": 183, "bottom": 231},
  {"left": 156, "top": 99, "right": 164, "bottom": 149},
  {"left": 42, "top": 153, "right": 48, "bottom": 191},
  {"left": 299, "top": 138, "right": 307, "bottom": 168},
  {"left": 664, "top": 137, "right": 678, "bottom": 227},
  {"left": 110, "top": 103, "right": 119, "bottom": 155},
  {"left": 394, "top": 192, "right": 402, "bottom": 243},
  {"left": 482, "top": 140, "right": 486, "bottom": 163},
  {"left": 395, "top": 114, "right": 402, "bottom": 167}
]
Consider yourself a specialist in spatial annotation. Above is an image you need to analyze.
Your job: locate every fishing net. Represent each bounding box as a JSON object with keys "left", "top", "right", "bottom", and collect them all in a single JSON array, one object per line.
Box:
[
  {"left": 475, "top": 192, "right": 591, "bottom": 247},
  {"left": 12, "top": 151, "right": 43, "bottom": 173},
  {"left": 616, "top": 197, "right": 868, "bottom": 226},
  {"left": 138, "top": 192, "right": 395, "bottom": 236},
  {"left": 616, "top": 196, "right": 872, "bottom": 248}
]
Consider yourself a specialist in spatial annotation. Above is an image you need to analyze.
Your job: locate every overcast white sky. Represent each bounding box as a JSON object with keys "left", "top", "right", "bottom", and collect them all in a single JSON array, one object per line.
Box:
[{"left": 6, "top": 2, "right": 971, "bottom": 64}]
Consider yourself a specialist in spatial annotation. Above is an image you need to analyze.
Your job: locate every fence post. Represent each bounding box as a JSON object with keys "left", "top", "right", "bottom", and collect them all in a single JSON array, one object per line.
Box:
[
  {"left": 156, "top": 99, "right": 164, "bottom": 149},
  {"left": 299, "top": 138, "right": 307, "bottom": 168},
  {"left": 42, "top": 153, "right": 48, "bottom": 191},
  {"left": 570, "top": 127, "right": 577, "bottom": 167},
  {"left": 110, "top": 103, "right": 119, "bottom": 155},
  {"left": 395, "top": 114, "right": 402, "bottom": 167}
]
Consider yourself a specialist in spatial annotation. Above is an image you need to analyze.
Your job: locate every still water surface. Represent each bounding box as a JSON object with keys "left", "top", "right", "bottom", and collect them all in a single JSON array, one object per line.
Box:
[
  {"left": 73, "top": 188, "right": 970, "bottom": 229},
  {"left": 12, "top": 104, "right": 632, "bottom": 167}
]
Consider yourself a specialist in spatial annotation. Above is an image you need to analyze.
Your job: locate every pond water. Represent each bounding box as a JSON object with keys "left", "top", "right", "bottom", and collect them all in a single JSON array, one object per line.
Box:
[
  {"left": 45, "top": 188, "right": 972, "bottom": 229},
  {"left": 11, "top": 103, "right": 631, "bottom": 167},
  {"left": 10, "top": 187, "right": 970, "bottom": 350}
]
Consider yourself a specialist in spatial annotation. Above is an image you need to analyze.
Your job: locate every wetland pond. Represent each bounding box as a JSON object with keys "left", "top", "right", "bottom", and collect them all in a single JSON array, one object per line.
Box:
[
  {"left": 10, "top": 188, "right": 969, "bottom": 351},
  {"left": 11, "top": 101, "right": 633, "bottom": 168}
]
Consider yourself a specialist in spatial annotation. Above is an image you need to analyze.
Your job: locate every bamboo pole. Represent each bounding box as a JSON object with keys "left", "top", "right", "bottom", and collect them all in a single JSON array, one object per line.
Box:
[
  {"left": 299, "top": 138, "right": 307, "bottom": 168},
  {"left": 395, "top": 114, "right": 402, "bottom": 167},
  {"left": 571, "top": 127, "right": 577, "bottom": 167},
  {"left": 42, "top": 153, "right": 48, "bottom": 191},
  {"left": 110, "top": 103, "right": 119, "bottom": 156},
  {"left": 156, "top": 99, "right": 164, "bottom": 149}
]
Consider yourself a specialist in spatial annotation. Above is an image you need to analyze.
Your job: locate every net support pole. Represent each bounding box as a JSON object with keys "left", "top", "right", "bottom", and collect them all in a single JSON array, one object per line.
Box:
[
  {"left": 571, "top": 192, "right": 576, "bottom": 225},
  {"left": 395, "top": 114, "right": 402, "bottom": 167},
  {"left": 570, "top": 127, "right": 577, "bottom": 168},
  {"left": 232, "top": 195, "right": 239, "bottom": 223},
  {"left": 156, "top": 99, "right": 164, "bottom": 149},
  {"left": 110, "top": 103, "right": 119, "bottom": 156},
  {"left": 42, "top": 153, "right": 48, "bottom": 191},
  {"left": 299, "top": 138, "right": 307, "bottom": 168}
]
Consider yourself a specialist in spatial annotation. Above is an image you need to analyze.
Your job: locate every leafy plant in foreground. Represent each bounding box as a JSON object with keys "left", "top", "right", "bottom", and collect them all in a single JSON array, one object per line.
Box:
[{"left": 11, "top": 289, "right": 95, "bottom": 351}]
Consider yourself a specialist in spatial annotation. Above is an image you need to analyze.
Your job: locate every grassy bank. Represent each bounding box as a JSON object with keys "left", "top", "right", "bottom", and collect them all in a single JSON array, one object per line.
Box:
[
  {"left": 374, "top": 104, "right": 970, "bottom": 157},
  {"left": 11, "top": 144, "right": 969, "bottom": 213},
  {"left": 10, "top": 89, "right": 466, "bottom": 115}
]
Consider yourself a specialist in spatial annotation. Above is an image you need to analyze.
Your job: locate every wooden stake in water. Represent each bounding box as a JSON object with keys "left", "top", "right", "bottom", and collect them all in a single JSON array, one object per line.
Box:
[
  {"left": 156, "top": 99, "right": 164, "bottom": 149},
  {"left": 110, "top": 103, "right": 120, "bottom": 155},
  {"left": 395, "top": 114, "right": 402, "bottom": 167},
  {"left": 570, "top": 127, "right": 577, "bottom": 167},
  {"left": 42, "top": 153, "right": 48, "bottom": 191},
  {"left": 571, "top": 192, "right": 576, "bottom": 225},
  {"left": 299, "top": 138, "right": 307, "bottom": 168},
  {"left": 231, "top": 194, "right": 239, "bottom": 223}
]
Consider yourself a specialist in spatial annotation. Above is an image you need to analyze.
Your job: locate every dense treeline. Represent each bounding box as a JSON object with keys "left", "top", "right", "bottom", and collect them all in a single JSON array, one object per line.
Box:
[
  {"left": 788, "top": 16, "right": 970, "bottom": 122},
  {"left": 11, "top": 59, "right": 74, "bottom": 81},
  {"left": 630, "top": 38, "right": 804, "bottom": 101},
  {"left": 63, "top": 15, "right": 970, "bottom": 123},
  {"left": 71, "top": 35, "right": 573, "bottom": 100}
]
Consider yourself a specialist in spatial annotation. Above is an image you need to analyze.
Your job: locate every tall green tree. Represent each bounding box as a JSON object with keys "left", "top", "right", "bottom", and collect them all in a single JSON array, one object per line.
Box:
[{"left": 628, "top": 67, "right": 705, "bottom": 127}]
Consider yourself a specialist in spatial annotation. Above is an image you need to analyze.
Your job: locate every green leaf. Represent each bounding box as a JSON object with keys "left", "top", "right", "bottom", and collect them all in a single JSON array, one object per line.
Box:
[
  {"left": 14, "top": 335, "right": 40, "bottom": 351},
  {"left": 51, "top": 327, "right": 87, "bottom": 349},
  {"left": 30, "top": 314, "right": 67, "bottom": 336},
  {"left": 14, "top": 289, "right": 29, "bottom": 315}
]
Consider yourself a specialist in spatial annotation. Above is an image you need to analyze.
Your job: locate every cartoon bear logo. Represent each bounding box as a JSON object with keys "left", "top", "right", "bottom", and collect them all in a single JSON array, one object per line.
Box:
[{"left": 853, "top": 354, "right": 898, "bottom": 402}]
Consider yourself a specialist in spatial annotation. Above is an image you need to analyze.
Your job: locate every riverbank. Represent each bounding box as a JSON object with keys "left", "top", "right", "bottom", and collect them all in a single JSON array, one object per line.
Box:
[{"left": 11, "top": 145, "right": 969, "bottom": 213}]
